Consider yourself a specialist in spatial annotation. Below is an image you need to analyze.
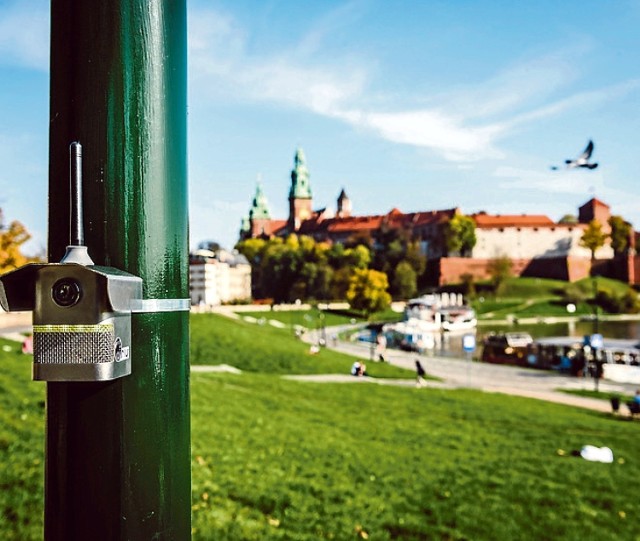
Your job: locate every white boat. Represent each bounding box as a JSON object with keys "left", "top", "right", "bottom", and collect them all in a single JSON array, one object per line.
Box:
[
  {"left": 403, "top": 294, "right": 477, "bottom": 333},
  {"left": 440, "top": 306, "right": 477, "bottom": 332},
  {"left": 383, "top": 320, "right": 437, "bottom": 352}
]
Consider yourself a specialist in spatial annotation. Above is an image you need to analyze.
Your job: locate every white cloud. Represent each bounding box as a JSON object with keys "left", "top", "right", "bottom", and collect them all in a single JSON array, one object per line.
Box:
[
  {"left": 357, "top": 110, "right": 506, "bottom": 161},
  {"left": 188, "top": 6, "right": 637, "bottom": 165},
  {"left": 0, "top": 1, "right": 49, "bottom": 71}
]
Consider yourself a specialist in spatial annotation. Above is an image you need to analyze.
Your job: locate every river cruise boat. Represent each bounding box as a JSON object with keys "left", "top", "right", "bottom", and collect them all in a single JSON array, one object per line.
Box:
[
  {"left": 481, "top": 332, "right": 534, "bottom": 366},
  {"left": 533, "top": 336, "right": 640, "bottom": 383},
  {"left": 481, "top": 333, "right": 640, "bottom": 383}
]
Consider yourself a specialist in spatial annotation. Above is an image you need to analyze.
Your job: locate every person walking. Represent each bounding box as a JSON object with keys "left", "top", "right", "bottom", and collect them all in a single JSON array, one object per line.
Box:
[{"left": 415, "top": 359, "right": 426, "bottom": 387}]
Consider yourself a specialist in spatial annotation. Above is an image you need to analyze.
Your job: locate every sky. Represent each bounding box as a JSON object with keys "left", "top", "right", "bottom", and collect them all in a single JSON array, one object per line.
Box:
[{"left": 1, "top": 0, "right": 639, "bottom": 254}]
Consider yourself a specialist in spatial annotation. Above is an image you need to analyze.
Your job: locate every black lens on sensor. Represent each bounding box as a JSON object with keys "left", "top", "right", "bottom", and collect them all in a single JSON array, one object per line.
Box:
[{"left": 51, "top": 278, "right": 82, "bottom": 307}]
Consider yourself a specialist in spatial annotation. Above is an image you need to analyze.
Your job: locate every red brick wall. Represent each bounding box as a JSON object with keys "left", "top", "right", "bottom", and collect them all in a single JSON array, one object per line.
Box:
[
  {"left": 436, "top": 256, "right": 596, "bottom": 286},
  {"left": 633, "top": 255, "right": 640, "bottom": 285}
]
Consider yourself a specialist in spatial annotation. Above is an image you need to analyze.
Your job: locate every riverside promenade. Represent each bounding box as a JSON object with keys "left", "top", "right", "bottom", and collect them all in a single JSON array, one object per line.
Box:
[
  {"left": 294, "top": 326, "right": 639, "bottom": 415},
  {"left": 2, "top": 310, "right": 636, "bottom": 415}
]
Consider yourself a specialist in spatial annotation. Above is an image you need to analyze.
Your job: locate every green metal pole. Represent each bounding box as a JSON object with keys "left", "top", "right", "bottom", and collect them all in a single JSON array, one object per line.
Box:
[{"left": 46, "top": 2, "right": 189, "bottom": 540}]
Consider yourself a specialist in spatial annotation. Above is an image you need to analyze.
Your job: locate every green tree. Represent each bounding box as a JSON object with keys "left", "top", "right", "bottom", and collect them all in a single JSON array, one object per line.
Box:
[
  {"left": 558, "top": 214, "right": 578, "bottom": 224},
  {"left": 444, "top": 215, "right": 476, "bottom": 256},
  {"left": 486, "top": 255, "right": 513, "bottom": 296},
  {"left": 579, "top": 220, "right": 607, "bottom": 260},
  {"left": 608, "top": 215, "right": 632, "bottom": 256},
  {"left": 404, "top": 240, "right": 427, "bottom": 276},
  {"left": 260, "top": 238, "right": 302, "bottom": 302},
  {"left": 460, "top": 272, "right": 476, "bottom": 299},
  {"left": 0, "top": 216, "right": 32, "bottom": 272},
  {"left": 236, "top": 237, "right": 270, "bottom": 299},
  {"left": 392, "top": 260, "right": 417, "bottom": 299},
  {"left": 346, "top": 268, "right": 391, "bottom": 317}
]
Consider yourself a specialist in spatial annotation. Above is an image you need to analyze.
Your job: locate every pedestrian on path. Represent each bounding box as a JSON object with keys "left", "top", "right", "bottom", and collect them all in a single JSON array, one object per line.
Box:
[{"left": 415, "top": 359, "right": 426, "bottom": 387}]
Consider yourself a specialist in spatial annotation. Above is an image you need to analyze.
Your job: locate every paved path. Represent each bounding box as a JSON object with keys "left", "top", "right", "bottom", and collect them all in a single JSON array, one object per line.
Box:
[{"left": 321, "top": 336, "right": 638, "bottom": 413}]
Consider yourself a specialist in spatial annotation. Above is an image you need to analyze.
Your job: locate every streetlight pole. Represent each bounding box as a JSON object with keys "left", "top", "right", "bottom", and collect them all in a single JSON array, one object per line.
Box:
[{"left": 46, "top": 2, "right": 190, "bottom": 539}]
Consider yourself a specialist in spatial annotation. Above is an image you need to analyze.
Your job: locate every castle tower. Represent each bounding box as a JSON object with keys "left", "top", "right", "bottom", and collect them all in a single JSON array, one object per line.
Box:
[
  {"left": 336, "top": 188, "right": 352, "bottom": 218},
  {"left": 579, "top": 197, "right": 611, "bottom": 233},
  {"left": 249, "top": 181, "right": 272, "bottom": 237},
  {"left": 288, "top": 148, "right": 313, "bottom": 231}
]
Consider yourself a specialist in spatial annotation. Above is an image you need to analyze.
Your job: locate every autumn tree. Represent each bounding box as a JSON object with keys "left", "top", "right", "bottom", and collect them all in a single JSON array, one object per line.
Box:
[
  {"left": 579, "top": 220, "right": 607, "bottom": 260},
  {"left": 608, "top": 215, "right": 632, "bottom": 256},
  {"left": 346, "top": 268, "right": 391, "bottom": 317},
  {"left": 0, "top": 215, "right": 32, "bottom": 272}
]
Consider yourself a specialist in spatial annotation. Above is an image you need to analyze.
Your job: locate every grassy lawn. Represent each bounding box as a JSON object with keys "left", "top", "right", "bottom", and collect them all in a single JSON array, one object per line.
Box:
[
  {"left": 189, "top": 373, "right": 640, "bottom": 540},
  {"left": 3, "top": 315, "right": 640, "bottom": 540},
  {"left": 191, "top": 313, "right": 412, "bottom": 379},
  {"left": 560, "top": 388, "right": 635, "bottom": 403},
  {"left": 240, "top": 307, "right": 401, "bottom": 328},
  {"left": 239, "top": 309, "right": 358, "bottom": 329},
  {"left": 470, "top": 276, "right": 639, "bottom": 320},
  {"left": 0, "top": 340, "right": 45, "bottom": 540}
]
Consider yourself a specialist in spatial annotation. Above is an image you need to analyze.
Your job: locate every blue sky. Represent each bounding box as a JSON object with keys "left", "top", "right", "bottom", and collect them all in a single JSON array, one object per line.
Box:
[{"left": 1, "top": 0, "right": 639, "bottom": 253}]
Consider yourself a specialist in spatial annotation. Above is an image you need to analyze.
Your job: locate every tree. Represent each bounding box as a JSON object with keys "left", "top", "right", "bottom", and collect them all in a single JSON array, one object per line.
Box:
[
  {"left": 460, "top": 272, "right": 476, "bottom": 299},
  {"left": 198, "top": 240, "right": 221, "bottom": 252},
  {"left": 486, "top": 255, "right": 513, "bottom": 296},
  {"left": 260, "top": 238, "right": 302, "bottom": 302},
  {"left": 235, "top": 237, "right": 267, "bottom": 264},
  {"left": 558, "top": 214, "right": 578, "bottom": 224},
  {"left": 346, "top": 268, "right": 391, "bottom": 317},
  {"left": 392, "top": 260, "right": 417, "bottom": 299},
  {"left": 579, "top": 220, "right": 607, "bottom": 260},
  {"left": 608, "top": 215, "right": 632, "bottom": 256},
  {"left": 329, "top": 267, "right": 353, "bottom": 300},
  {"left": 0, "top": 217, "right": 32, "bottom": 272},
  {"left": 235, "top": 237, "right": 268, "bottom": 298},
  {"left": 344, "top": 244, "right": 371, "bottom": 270},
  {"left": 444, "top": 215, "right": 476, "bottom": 256}
]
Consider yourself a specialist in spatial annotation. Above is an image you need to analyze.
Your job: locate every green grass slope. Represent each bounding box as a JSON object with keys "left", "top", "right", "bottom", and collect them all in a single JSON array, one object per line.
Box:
[
  {"left": 3, "top": 319, "right": 640, "bottom": 541},
  {"left": 191, "top": 372, "right": 640, "bottom": 540},
  {"left": 0, "top": 340, "right": 45, "bottom": 540},
  {"left": 191, "top": 313, "right": 410, "bottom": 378}
]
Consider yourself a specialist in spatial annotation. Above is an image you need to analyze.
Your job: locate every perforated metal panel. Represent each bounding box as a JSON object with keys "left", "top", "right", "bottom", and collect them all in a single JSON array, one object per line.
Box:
[{"left": 33, "top": 324, "right": 115, "bottom": 365}]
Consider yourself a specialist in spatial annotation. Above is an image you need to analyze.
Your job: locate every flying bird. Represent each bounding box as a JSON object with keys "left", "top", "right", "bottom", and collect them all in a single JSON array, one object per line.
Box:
[{"left": 550, "top": 140, "right": 598, "bottom": 170}]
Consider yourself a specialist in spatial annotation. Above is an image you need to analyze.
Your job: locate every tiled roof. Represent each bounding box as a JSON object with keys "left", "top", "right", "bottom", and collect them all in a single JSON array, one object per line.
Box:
[
  {"left": 296, "top": 207, "right": 458, "bottom": 236},
  {"left": 579, "top": 197, "right": 610, "bottom": 211},
  {"left": 472, "top": 214, "right": 555, "bottom": 228},
  {"left": 257, "top": 219, "right": 287, "bottom": 236}
]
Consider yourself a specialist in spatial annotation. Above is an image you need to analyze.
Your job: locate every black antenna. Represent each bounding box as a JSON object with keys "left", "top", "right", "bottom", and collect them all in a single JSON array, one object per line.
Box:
[{"left": 60, "top": 141, "right": 94, "bottom": 265}]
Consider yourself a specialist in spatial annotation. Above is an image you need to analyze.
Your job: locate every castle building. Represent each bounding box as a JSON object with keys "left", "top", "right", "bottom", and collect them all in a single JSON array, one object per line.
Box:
[
  {"left": 288, "top": 148, "right": 313, "bottom": 231},
  {"left": 239, "top": 149, "right": 635, "bottom": 285}
]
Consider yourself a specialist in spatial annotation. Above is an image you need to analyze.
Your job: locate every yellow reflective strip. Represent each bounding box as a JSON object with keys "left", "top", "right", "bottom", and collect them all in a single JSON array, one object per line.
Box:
[{"left": 33, "top": 324, "right": 114, "bottom": 334}]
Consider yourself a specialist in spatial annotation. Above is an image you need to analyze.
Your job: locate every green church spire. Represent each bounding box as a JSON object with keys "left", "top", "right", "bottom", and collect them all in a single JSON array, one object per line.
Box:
[
  {"left": 249, "top": 181, "right": 271, "bottom": 220},
  {"left": 289, "top": 148, "right": 312, "bottom": 199}
]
